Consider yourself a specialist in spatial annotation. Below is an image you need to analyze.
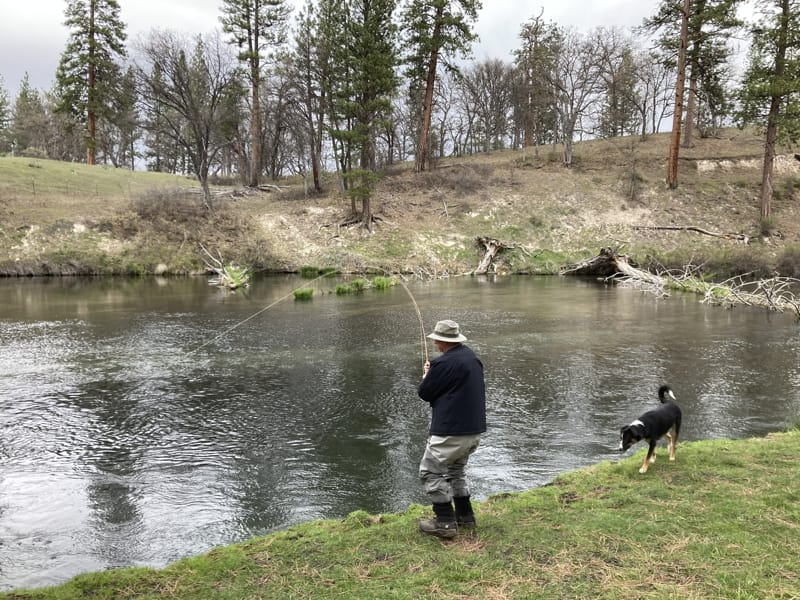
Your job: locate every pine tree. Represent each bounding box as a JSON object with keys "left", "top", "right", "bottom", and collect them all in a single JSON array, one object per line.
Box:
[
  {"left": 513, "top": 14, "right": 560, "bottom": 155},
  {"left": 56, "top": 0, "right": 127, "bottom": 165},
  {"left": 101, "top": 66, "right": 139, "bottom": 169},
  {"left": 321, "top": 0, "right": 399, "bottom": 228},
  {"left": 400, "top": 0, "right": 481, "bottom": 172},
  {"left": 597, "top": 44, "right": 642, "bottom": 138},
  {"left": 288, "top": 0, "right": 326, "bottom": 193},
  {"left": 221, "top": 0, "right": 290, "bottom": 187},
  {"left": 11, "top": 73, "right": 49, "bottom": 156},
  {"left": 737, "top": 0, "right": 800, "bottom": 222},
  {"left": 642, "top": 0, "right": 742, "bottom": 186},
  {"left": 0, "top": 75, "right": 11, "bottom": 153}
]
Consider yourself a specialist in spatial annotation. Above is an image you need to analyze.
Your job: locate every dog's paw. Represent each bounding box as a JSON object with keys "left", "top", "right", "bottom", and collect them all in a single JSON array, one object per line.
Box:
[
  {"left": 648, "top": 455, "right": 656, "bottom": 464},
  {"left": 638, "top": 466, "right": 648, "bottom": 474},
  {"left": 669, "top": 456, "right": 676, "bottom": 461}
]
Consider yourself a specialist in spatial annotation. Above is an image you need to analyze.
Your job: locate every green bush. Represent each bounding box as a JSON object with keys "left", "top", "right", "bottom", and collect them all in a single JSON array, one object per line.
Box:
[
  {"left": 350, "top": 278, "right": 368, "bottom": 292},
  {"left": 335, "top": 284, "right": 353, "bottom": 295},
  {"left": 372, "top": 276, "right": 395, "bottom": 290},
  {"left": 299, "top": 265, "right": 319, "bottom": 278},
  {"left": 776, "top": 245, "right": 800, "bottom": 277},
  {"left": 293, "top": 288, "right": 314, "bottom": 301}
]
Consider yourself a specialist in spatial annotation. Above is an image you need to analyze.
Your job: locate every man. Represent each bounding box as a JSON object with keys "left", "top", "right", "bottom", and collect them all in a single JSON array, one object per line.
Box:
[{"left": 417, "top": 319, "right": 486, "bottom": 539}]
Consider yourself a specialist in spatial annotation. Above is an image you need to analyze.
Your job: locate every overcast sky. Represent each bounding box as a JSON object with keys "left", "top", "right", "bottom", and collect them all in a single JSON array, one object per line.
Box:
[{"left": 0, "top": 0, "right": 675, "bottom": 98}]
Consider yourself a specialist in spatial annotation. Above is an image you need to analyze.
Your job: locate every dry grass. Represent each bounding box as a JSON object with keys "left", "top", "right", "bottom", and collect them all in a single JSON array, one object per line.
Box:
[{"left": 2, "top": 128, "right": 800, "bottom": 278}]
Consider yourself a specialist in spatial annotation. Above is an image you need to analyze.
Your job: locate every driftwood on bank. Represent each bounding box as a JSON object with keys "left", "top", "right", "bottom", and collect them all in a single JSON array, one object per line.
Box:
[
  {"left": 475, "top": 237, "right": 515, "bottom": 274},
  {"left": 562, "top": 247, "right": 800, "bottom": 318},
  {"left": 199, "top": 244, "right": 251, "bottom": 290},
  {"left": 634, "top": 225, "right": 750, "bottom": 244},
  {"left": 560, "top": 247, "right": 662, "bottom": 284}
]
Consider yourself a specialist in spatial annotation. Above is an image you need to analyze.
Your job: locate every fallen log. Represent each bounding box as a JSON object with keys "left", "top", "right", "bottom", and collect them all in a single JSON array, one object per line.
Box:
[
  {"left": 634, "top": 225, "right": 749, "bottom": 244},
  {"left": 563, "top": 248, "right": 800, "bottom": 318},
  {"left": 561, "top": 247, "right": 665, "bottom": 286}
]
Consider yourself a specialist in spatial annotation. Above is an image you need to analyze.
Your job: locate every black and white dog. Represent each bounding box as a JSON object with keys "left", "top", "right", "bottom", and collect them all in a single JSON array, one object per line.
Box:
[{"left": 619, "top": 385, "right": 682, "bottom": 474}]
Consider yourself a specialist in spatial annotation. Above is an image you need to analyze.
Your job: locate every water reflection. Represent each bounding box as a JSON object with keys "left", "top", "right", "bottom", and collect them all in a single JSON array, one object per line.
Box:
[{"left": 1, "top": 275, "right": 799, "bottom": 590}]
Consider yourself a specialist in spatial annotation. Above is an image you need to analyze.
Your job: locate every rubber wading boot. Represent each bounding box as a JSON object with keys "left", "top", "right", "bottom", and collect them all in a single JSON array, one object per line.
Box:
[
  {"left": 418, "top": 501, "right": 457, "bottom": 539},
  {"left": 453, "top": 495, "right": 476, "bottom": 529}
]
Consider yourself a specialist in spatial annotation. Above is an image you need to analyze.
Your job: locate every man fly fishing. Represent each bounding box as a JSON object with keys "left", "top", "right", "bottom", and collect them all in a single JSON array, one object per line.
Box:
[{"left": 416, "top": 319, "right": 486, "bottom": 539}]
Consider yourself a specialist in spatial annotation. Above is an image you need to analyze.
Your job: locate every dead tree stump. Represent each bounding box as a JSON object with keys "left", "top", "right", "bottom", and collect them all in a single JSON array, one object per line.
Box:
[{"left": 475, "top": 237, "right": 514, "bottom": 274}]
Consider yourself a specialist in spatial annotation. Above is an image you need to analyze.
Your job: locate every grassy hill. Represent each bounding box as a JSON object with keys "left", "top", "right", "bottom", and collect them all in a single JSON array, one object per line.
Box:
[{"left": 2, "top": 129, "right": 799, "bottom": 278}]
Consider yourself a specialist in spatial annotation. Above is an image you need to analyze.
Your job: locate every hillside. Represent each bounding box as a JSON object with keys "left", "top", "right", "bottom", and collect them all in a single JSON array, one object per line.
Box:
[{"left": 2, "top": 129, "right": 799, "bottom": 279}]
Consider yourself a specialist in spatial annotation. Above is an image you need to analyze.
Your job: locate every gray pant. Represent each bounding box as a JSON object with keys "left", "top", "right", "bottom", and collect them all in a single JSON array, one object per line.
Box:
[{"left": 419, "top": 434, "right": 481, "bottom": 504}]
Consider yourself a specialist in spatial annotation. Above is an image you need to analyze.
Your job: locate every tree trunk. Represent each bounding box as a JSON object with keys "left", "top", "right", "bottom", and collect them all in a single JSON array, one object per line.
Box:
[
  {"left": 87, "top": 65, "right": 96, "bottom": 165},
  {"left": 86, "top": 1, "right": 97, "bottom": 166},
  {"left": 666, "top": 0, "right": 690, "bottom": 189},
  {"left": 759, "top": 0, "right": 790, "bottom": 222},
  {"left": 563, "top": 135, "right": 574, "bottom": 168},
  {"left": 682, "top": 65, "right": 697, "bottom": 148},
  {"left": 760, "top": 112, "right": 779, "bottom": 220},
  {"left": 415, "top": 6, "right": 444, "bottom": 173},
  {"left": 248, "top": 19, "right": 262, "bottom": 188},
  {"left": 361, "top": 196, "right": 372, "bottom": 231}
]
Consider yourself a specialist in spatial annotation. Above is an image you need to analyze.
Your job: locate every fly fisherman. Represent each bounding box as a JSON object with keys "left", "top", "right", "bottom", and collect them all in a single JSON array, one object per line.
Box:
[{"left": 417, "top": 319, "right": 486, "bottom": 539}]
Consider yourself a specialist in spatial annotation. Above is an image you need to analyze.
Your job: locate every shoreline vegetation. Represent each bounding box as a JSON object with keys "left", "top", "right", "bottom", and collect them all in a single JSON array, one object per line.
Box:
[
  {"left": 3, "top": 429, "right": 799, "bottom": 599},
  {"left": 2, "top": 130, "right": 800, "bottom": 286}
]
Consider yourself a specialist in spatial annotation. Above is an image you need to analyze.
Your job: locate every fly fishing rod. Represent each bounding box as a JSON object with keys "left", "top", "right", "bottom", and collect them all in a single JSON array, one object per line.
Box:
[{"left": 368, "top": 266, "right": 429, "bottom": 370}]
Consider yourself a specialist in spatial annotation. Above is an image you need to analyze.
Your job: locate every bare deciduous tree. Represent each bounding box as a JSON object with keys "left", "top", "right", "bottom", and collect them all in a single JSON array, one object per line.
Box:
[
  {"left": 460, "top": 59, "right": 515, "bottom": 152},
  {"left": 135, "top": 30, "right": 243, "bottom": 207},
  {"left": 546, "top": 27, "right": 605, "bottom": 167}
]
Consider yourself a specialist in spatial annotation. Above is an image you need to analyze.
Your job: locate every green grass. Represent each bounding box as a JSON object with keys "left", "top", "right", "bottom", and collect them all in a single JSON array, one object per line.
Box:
[
  {"left": 5, "top": 431, "right": 800, "bottom": 599},
  {"left": 0, "top": 156, "right": 199, "bottom": 227},
  {"left": 371, "top": 276, "right": 395, "bottom": 290},
  {"left": 334, "top": 283, "right": 354, "bottom": 294},
  {"left": 292, "top": 288, "right": 314, "bottom": 301}
]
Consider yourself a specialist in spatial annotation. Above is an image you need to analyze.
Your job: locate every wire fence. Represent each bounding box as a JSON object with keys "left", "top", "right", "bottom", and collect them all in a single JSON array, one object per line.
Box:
[{"left": 0, "top": 174, "right": 200, "bottom": 202}]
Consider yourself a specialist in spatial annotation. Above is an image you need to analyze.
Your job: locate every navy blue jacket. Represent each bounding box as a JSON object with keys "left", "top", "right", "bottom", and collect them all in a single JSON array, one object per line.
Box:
[{"left": 418, "top": 344, "right": 486, "bottom": 436}]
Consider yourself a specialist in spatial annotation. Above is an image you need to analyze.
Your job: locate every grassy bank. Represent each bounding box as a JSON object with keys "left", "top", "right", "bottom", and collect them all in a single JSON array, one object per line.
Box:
[{"left": 4, "top": 430, "right": 799, "bottom": 599}]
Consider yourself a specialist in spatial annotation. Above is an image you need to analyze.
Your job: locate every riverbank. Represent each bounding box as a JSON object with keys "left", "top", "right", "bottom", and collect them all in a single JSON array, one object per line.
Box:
[
  {"left": 3, "top": 429, "right": 799, "bottom": 599},
  {"left": 2, "top": 129, "right": 800, "bottom": 280}
]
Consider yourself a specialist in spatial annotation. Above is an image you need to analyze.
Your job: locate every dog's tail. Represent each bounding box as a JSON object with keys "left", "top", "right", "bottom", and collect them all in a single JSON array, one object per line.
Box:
[{"left": 658, "top": 384, "right": 676, "bottom": 403}]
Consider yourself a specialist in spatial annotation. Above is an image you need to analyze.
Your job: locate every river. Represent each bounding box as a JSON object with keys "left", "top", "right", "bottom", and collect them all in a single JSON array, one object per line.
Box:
[{"left": 1, "top": 274, "right": 798, "bottom": 590}]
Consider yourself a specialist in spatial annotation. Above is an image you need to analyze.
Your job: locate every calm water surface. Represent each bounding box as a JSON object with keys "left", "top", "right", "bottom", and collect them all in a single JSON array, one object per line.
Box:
[{"left": 1, "top": 275, "right": 799, "bottom": 590}]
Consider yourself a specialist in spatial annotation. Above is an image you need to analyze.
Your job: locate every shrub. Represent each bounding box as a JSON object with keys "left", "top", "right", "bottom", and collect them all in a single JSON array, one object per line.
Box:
[
  {"left": 776, "top": 246, "right": 800, "bottom": 278},
  {"left": 335, "top": 284, "right": 353, "bottom": 295},
  {"left": 350, "top": 278, "right": 368, "bottom": 292},
  {"left": 759, "top": 216, "right": 779, "bottom": 237},
  {"left": 371, "top": 276, "right": 394, "bottom": 290},
  {"left": 299, "top": 265, "right": 319, "bottom": 278},
  {"left": 293, "top": 288, "right": 314, "bottom": 301}
]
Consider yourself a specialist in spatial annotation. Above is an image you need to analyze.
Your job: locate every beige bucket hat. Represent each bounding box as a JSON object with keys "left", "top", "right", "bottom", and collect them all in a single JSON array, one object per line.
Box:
[{"left": 427, "top": 319, "right": 467, "bottom": 343}]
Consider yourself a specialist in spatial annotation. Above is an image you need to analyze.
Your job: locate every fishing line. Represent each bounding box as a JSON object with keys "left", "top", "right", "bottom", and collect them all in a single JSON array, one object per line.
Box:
[
  {"left": 190, "top": 266, "right": 429, "bottom": 369},
  {"left": 52, "top": 269, "right": 429, "bottom": 408},
  {"left": 187, "top": 271, "right": 334, "bottom": 355}
]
